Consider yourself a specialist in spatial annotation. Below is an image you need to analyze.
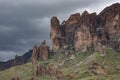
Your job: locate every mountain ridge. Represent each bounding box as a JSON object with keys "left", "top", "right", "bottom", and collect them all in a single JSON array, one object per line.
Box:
[
  {"left": 50, "top": 2, "right": 120, "bottom": 53},
  {"left": 0, "top": 3, "right": 120, "bottom": 80},
  {"left": 0, "top": 50, "right": 32, "bottom": 71}
]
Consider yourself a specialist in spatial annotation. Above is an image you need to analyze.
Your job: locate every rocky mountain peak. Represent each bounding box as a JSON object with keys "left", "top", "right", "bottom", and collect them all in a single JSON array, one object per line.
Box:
[
  {"left": 50, "top": 16, "right": 61, "bottom": 50},
  {"left": 50, "top": 3, "right": 120, "bottom": 52},
  {"left": 99, "top": 3, "right": 120, "bottom": 16},
  {"left": 98, "top": 3, "right": 120, "bottom": 48},
  {"left": 41, "top": 40, "right": 46, "bottom": 45},
  {"left": 99, "top": 3, "right": 120, "bottom": 24},
  {"left": 51, "top": 16, "right": 60, "bottom": 27},
  {"left": 67, "top": 13, "right": 80, "bottom": 24},
  {"left": 82, "top": 10, "right": 89, "bottom": 16}
]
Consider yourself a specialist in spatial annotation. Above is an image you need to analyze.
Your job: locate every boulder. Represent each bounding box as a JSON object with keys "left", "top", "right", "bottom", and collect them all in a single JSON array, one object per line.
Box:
[
  {"left": 35, "top": 64, "right": 63, "bottom": 79},
  {"left": 88, "top": 63, "right": 106, "bottom": 75},
  {"left": 11, "top": 76, "right": 20, "bottom": 80}
]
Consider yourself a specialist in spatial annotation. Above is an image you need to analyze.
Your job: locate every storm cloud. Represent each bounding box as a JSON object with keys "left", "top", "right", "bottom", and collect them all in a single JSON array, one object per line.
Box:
[{"left": 0, "top": 0, "right": 119, "bottom": 61}]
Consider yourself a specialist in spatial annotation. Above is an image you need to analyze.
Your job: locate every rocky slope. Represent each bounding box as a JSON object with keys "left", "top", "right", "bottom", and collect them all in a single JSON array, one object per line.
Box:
[{"left": 0, "top": 48, "right": 120, "bottom": 80}]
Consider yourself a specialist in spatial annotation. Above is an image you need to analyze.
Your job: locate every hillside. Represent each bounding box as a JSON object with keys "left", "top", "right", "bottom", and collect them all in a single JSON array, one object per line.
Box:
[
  {"left": 0, "top": 48, "right": 120, "bottom": 80},
  {"left": 0, "top": 50, "right": 32, "bottom": 71},
  {"left": 0, "top": 2, "right": 120, "bottom": 80}
]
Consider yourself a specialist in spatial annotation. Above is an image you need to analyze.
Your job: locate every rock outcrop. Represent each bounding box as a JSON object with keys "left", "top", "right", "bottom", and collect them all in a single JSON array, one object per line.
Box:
[
  {"left": 39, "top": 40, "right": 49, "bottom": 61},
  {"left": 74, "top": 11, "right": 93, "bottom": 52},
  {"left": 35, "top": 64, "right": 63, "bottom": 79},
  {"left": 50, "top": 12, "right": 96, "bottom": 52},
  {"left": 50, "top": 17, "right": 62, "bottom": 50},
  {"left": 50, "top": 3, "right": 120, "bottom": 52},
  {"left": 64, "top": 13, "right": 80, "bottom": 45},
  {"left": 32, "top": 45, "right": 39, "bottom": 60},
  {"left": 11, "top": 76, "right": 20, "bottom": 80},
  {"left": 32, "top": 40, "right": 49, "bottom": 61},
  {"left": 13, "top": 55, "right": 18, "bottom": 66},
  {"left": 88, "top": 63, "right": 106, "bottom": 75}
]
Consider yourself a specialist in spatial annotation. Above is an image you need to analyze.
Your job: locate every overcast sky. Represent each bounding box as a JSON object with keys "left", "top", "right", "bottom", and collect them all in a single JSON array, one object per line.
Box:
[{"left": 0, "top": 0, "right": 119, "bottom": 61}]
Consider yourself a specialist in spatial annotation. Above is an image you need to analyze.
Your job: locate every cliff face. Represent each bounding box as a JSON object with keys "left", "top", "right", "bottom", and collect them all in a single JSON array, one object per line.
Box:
[
  {"left": 50, "top": 3, "right": 120, "bottom": 52},
  {"left": 74, "top": 11, "right": 97, "bottom": 52},
  {"left": 99, "top": 3, "right": 120, "bottom": 51}
]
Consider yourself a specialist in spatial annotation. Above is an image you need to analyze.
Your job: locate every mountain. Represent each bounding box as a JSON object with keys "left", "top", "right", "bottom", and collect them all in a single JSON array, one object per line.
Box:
[
  {"left": 0, "top": 50, "right": 32, "bottom": 71},
  {"left": 0, "top": 3, "right": 120, "bottom": 80},
  {"left": 50, "top": 3, "right": 120, "bottom": 53}
]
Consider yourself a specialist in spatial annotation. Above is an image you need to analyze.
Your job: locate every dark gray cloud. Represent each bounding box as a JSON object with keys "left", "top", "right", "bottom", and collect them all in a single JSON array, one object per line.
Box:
[{"left": 0, "top": 0, "right": 119, "bottom": 61}]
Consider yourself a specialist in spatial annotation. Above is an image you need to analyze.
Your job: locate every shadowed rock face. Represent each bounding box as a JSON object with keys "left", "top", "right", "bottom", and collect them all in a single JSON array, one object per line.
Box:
[
  {"left": 99, "top": 3, "right": 120, "bottom": 51},
  {"left": 99, "top": 4, "right": 120, "bottom": 37},
  {"left": 50, "top": 3, "right": 120, "bottom": 52},
  {"left": 65, "top": 13, "right": 80, "bottom": 45}
]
